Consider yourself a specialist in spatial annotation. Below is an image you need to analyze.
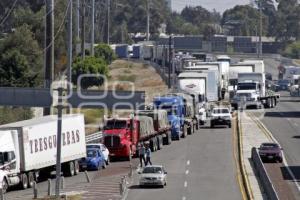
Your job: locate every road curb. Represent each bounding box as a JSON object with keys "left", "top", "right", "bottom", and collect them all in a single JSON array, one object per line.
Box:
[{"left": 236, "top": 112, "right": 254, "bottom": 200}]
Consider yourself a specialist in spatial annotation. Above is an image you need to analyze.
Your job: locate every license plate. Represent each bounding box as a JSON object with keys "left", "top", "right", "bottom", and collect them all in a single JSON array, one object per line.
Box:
[{"left": 268, "top": 156, "right": 273, "bottom": 159}]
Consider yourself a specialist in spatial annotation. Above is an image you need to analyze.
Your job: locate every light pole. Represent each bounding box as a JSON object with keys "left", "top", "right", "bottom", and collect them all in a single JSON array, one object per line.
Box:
[
  {"left": 258, "top": 0, "right": 263, "bottom": 58},
  {"left": 107, "top": 0, "right": 110, "bottom": 44},
  {"left": 146, "top": 0, "right": 150, "bottom": 41}
]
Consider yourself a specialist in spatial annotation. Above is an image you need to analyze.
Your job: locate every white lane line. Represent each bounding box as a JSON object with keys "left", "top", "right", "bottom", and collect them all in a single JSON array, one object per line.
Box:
[
  {"left": 294, "top": 123, "right": 299, "bottom": 127},
  {"left": 184, "top": 181, "right": 187, "bottom": 187},
  {"left": 182, "top": 197, "right": 186, "bottom": 200},
  {"left": 185, "top": 170, "right": 189, "bottom": 175},
  {"left": 186, "top": 160, "right": 190, "bottom": 166}
]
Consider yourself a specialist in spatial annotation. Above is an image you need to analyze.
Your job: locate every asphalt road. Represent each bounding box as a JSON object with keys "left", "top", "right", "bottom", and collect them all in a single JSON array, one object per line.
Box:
[
  {"left": 126, "top": 124, "right": 242, "bottom": 200},
  {"left": 252, "top": 91, "right": 300, "bottom": 199}
]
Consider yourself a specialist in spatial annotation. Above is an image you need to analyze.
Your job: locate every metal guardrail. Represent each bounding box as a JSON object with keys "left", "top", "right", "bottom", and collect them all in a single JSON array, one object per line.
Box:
[
  {"left": 251, "top": 147, "right": 279, "bottom": 200},
  {"left": 85, "top": 131, "right": 103, "bottom": 143}
]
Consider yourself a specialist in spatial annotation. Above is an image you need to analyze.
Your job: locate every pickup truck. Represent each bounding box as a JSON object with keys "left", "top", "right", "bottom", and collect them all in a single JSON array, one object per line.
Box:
[{"left": 210, "top": 107, "right": 232, "bottom": 128}]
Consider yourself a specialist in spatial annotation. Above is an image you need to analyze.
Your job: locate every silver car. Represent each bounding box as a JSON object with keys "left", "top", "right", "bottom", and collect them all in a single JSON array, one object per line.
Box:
[{"left": 139, "top": 165, "right": 167, "bottom": 187}]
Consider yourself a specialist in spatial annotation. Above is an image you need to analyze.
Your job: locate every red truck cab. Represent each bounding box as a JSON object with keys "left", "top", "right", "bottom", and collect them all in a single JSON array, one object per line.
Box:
[{"left": 103, "top": 118, "right": 138, "bottom": 160}]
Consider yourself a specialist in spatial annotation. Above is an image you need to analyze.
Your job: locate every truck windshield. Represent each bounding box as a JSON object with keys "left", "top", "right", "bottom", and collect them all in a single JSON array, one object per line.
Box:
[
  {"left": 161, "top": 106, "right": 178, "bottom": 115},
  {"left": 0, "top": 152, "right": 4, "bottom": 165},
  {"left": 104, "top": 120, "right": 127, "bottom": 130},
  {"left": 237, "top": 83, "right": 256, "bottom": 90}
]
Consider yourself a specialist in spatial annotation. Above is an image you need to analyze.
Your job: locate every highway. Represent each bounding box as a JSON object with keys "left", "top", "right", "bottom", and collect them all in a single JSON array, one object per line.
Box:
[
  {"left": 252, "top": 91, "right": 300, "bottom": 198},
  {"left": 126, "top": 124, "right": 242, "bottom": 200}
]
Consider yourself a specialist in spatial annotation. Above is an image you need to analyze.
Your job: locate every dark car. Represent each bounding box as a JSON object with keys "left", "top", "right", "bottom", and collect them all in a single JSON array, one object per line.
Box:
[
  {"left": 79, "top": 148, "right": 106, "bottom": 171},
  {"left": 277, "top": 79, "right": 290, "bottom": 91},
  {"left": 258, "top": 143, "right": 283, "bottom": 163}
]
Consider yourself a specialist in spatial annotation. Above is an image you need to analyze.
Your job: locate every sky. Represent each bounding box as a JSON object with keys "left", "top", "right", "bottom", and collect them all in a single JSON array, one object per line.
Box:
[{"left": 171, "top": 0, "right": 251, "bottom": 13}]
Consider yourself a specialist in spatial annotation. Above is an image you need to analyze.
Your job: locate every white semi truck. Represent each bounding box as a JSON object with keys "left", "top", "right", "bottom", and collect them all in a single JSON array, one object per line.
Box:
[
  {"left": 177, "top": 72, "right": 207, "bottom": 125},
  {"left": 231, "top": 72, "right": 280, "bottom": 109},
  {"left": 0, "top": 114, "right": 86, "bottom": 192}
]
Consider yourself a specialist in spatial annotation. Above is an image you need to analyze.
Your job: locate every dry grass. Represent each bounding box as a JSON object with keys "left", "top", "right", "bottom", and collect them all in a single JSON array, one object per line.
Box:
[
  {"left": 82, "top": 59, "right": 169, "bottom": 125},
  {"left": 294, "top": 59, "right": 300, "bottom": 66}
]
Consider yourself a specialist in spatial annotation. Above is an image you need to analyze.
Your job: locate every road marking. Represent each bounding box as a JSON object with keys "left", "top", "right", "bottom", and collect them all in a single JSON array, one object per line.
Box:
[
  {"left": 185, "top": 170, "right": 189, "bottom": 175},
  {"left": 186, "top": 160, "right": 190, "bottom": 166},
  {"left": 182, "top": 197, "right": 186, "bottom": 200},
  {"left": 294, "top": 123, "right": 299, "bottom": 127},
  {"left": 184, "top": 181, "right": 187, "bottom": 187}
]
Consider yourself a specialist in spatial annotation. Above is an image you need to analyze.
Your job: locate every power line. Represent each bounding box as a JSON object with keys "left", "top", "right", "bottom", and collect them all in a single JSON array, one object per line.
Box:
[
  {"left": 42, "top": 0, "right": 71, "bottom": 54},
  {"left": 0, "top": 0, "right": 18, "bottom": 27}
]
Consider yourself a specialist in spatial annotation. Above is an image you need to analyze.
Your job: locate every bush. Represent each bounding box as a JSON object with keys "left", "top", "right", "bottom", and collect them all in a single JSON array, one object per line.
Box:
[
  {"left": 283, "top": 41, "right": 300, "bottom": 59},
  {"left": 94, "top": 43, "right": 116, "bottom": 65},
  {"left": 72, "top": 56, "right": 109, "bottom": 89}
]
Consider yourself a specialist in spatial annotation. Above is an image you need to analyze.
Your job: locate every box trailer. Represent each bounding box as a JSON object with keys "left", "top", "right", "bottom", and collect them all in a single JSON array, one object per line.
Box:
[{"left": 0, "top": 114, "right": 86, "bottom": 192}]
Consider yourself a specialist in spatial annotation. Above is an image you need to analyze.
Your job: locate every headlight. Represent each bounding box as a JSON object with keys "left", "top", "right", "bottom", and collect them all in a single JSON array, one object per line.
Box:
[{"left": 158, "top": 177, "right": 163, "bottom": 180}]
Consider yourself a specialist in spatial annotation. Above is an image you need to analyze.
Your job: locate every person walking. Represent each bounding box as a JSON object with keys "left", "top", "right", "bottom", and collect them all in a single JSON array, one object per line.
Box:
[
  {"left": 145, "top": 146, "right": 152, "bottom": 166},
  {"left": 138, "top": 143, "right": 146, "bottom": 167}
]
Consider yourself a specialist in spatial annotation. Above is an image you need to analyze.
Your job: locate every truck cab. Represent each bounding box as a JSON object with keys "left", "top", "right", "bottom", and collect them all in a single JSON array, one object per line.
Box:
[
  {"left": 153, "top": 96, "right": 185, "bottom": 140},
  {"left": 231, "top": 81, "right": 262, "bottom": 109},
  {"left": 103, "top": 118, "right": 138, "bottom": 159}
]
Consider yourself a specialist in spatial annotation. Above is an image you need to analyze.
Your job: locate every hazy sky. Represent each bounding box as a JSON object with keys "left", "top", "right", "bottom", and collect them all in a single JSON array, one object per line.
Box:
[{"left": 172, "top": 0, "right": 251, "bottom": 13}]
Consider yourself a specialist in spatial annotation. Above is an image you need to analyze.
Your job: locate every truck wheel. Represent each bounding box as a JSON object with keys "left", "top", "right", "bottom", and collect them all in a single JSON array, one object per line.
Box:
[
  {"left": 74, "top": 160, "right": 80, "bottom": 175},
  {"left": 182, "top": 125, "right": 187, "bottom": 138},
  {"left": 28, "top": 172, "right": 35, "bottom": 188},
  {"left": 157, "top": 136, "right": 161, "bottom": 150},
  {"left": 2, "top": 178, "right": 8, "bottom": 193},
  {"left": 20, "top": 173, "right": 28, "bottom": 189},
  {"left": 65, "top": 161, "right": 75, "bottom": 177},
  {"left": 187, "top": 127, "right": 192, "bottom": 135}
]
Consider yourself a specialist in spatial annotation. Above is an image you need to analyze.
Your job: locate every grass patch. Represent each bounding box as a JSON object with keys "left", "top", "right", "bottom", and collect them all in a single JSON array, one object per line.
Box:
[
  {"left": 118, "top": 74, "right": 136, "bottom": 82},
  {"left": 123, "top": 68, "right": 132, "bottom": 74},
  {"left": 294, "top": 59, "right": 300, "bottom": 65},
  {"left": 77, "top": 109, "right": 107, "bottom": 124}
]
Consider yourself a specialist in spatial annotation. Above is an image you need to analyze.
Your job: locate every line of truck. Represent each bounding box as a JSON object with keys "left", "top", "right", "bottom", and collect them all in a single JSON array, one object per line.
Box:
[{"left": 102, "top": 91, "right": 200, "bottom": 161}]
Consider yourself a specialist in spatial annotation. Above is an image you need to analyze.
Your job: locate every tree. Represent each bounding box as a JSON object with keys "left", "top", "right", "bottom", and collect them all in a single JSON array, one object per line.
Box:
[
  {"left": 283, "top": 41, "right": 300, "bottom": 59},
  {"left": 222, "top": 5, "right": 268, "bottom": 36},
  {"left": 0, "top": 24, "right": 43, "bottom": 87},
  {"left": 94, "top": 43, "right": 116, "bottom": 65},
  {"left": 72, "top": 56, "right": 108, "bottom": 89}
]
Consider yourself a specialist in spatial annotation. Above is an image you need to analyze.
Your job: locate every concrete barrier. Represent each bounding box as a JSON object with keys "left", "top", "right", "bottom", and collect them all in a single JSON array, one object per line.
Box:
[{"left": 251, "top": 147, "right": 279, "bottom": 200}]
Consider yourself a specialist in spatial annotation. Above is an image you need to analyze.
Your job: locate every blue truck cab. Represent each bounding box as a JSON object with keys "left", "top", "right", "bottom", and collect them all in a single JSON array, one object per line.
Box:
[{"left": 153, "top": 95, "right": 185, "bottom": 140}]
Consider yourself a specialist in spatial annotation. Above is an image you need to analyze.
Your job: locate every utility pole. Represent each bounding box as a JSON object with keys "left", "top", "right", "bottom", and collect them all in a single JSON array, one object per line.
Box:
[
  {"left": 258, "top": 0, "right": 262, "bottom": 58},
  {"left": 76, "top": 0, "right": 80, "bottom": 54},
  {"left": 67, "top": 0, "right": 73, "bottom": 114},
  {"left": 81, "top": 0, "right": 86, "bottom": 59},
  {"left": 171, "top": 36, "right": 176, "bottom": 89},
  {"left": 91, "top": 0, "right": 95, "bottom": 56},
  {"left": 107, "top": 0, "right": 110, "bottom": 44},
  {"left": 44, "top": 0, "right": 54, "bottom": 116},
  {"left": 146, "top": 0, "right": 150, "bottom": 41},
  {"left": 168, "top": 36, "right": 172, "bottom": 89},
  {"left": 55, "top": 86, "right": 64, "bottom": 198}
]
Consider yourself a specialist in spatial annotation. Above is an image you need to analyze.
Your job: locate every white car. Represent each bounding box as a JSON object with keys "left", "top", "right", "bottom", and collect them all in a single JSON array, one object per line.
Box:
[
  {"left": 210, "top": 107, "right": 232, "bottom": 128},
  {"left": 139, "top": 165, "right": 167, "bottom": 188},
  {"left": 86, "top": 143, "right": 110, "bottom": 165}
]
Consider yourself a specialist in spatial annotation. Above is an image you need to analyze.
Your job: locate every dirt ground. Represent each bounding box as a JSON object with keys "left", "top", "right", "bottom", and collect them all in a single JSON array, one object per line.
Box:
[
  {"left": 84, "top": 59, "right": 169, "bottom": 132},
  {"left": 107, "top": 59, "right": 169, "bottom": 104}
]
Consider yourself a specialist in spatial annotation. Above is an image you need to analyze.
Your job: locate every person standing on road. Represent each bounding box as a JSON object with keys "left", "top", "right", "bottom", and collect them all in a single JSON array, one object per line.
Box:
[
  {"left": 145, "top": 146, "right": 152, "bottom": 166},
  {"left": 138, "top": 143, "right": 146, "bottom": 167}
]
